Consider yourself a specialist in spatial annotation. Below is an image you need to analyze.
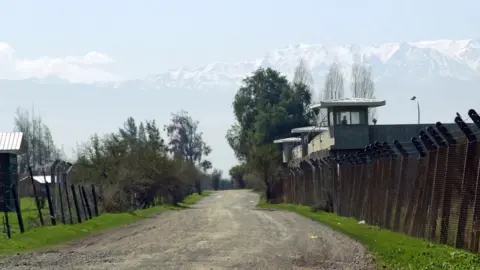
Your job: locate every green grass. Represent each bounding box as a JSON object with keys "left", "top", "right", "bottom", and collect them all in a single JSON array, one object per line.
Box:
[
  {"left": 179, "top": 190, "right": 212, "bottom": 206},
  {"left": 6, "top": 198, "right": 51, "bottom": 236},
  {"left": 0, "top": 191, "right": 210, "bottom": 255},
  {"left": 257, "top": 201, "right": 480, "bottom": 270}
]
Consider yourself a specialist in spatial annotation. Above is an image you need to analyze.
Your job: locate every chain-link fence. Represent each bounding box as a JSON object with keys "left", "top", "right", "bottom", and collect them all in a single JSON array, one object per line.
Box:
[{"left": 271, "top": 108, "right": 480, "bottom": 253}]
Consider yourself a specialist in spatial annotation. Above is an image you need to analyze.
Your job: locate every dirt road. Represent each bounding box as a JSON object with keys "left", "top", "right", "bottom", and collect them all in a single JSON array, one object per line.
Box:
[{"left": 0, "top": 190, "right": 373, "bottom": 270}]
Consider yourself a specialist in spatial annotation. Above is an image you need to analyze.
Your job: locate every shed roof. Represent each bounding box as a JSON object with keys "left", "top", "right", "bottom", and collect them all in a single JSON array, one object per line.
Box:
[
  {"left": 273, "top": 137, "right": 302, "bottom": 144},
  {"left": 0, "top": 132, "right": 27, "bottom": 154},
  {"left": 20, "top": 175, "right": 52, "bottom": 184},
  {"left": 291, "top": 126, "right": 328, "bottom": 134},
  {"left": 309, "top": 98, "right": 386, "bottom": 110}
]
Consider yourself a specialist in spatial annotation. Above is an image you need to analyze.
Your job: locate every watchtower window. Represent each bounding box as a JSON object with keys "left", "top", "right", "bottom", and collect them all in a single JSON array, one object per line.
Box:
[
  {"left": 334, "top": 110, "right": 365, "bottom": 125},
  {"left": 339, "top": 112, "right": 350, "bottom": 125},
  {"left": 351, "top": 111, "right": 361, "bottom": 124}
]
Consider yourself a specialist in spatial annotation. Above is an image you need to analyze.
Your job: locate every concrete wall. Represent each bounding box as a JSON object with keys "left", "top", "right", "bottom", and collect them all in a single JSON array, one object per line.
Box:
[
  {"left": 292, "top": 145, "right": 303, "bottom": 158},
  {"left": 289, "top": 122, "right": 479, "bottom": 161},
  {"left": 332, "top": 125, "right": 370, "bottom": 150},
  {"left": 308, "top": 131, "right": 335, "bottom": 154}
]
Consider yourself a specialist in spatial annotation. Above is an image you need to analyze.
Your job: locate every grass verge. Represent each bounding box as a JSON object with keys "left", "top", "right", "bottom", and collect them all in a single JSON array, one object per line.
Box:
[
  {"left": 179, "top": 190, "right": 212, "bottom": 206},
  {"left": 257, "top": 201, "right": 480, "bottom": 270},
  {"left": 0, "top": 191, "right": 211, "bottom": 255}
]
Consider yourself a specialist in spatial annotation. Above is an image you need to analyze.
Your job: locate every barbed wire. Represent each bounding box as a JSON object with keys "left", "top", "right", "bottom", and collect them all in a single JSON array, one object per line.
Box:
[{"left": 290, "top": 109, "right": 480, "bottom": 162}]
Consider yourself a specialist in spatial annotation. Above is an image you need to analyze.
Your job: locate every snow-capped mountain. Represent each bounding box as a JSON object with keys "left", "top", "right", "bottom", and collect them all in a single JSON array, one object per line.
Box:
[{"left": 143, "top": 38, "right": 480, "bottom": 89}]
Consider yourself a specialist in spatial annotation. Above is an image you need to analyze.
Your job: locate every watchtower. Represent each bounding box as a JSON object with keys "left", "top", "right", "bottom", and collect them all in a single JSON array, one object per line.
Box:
[
  {"left": 0, "top": 132, "right": 27, "bottom": 211},
  {"left": 273, "top": 137, "right": 302, "bottom": 163},
  {"left": 309, "top": 98, "right": 386, "bottom": 154}
]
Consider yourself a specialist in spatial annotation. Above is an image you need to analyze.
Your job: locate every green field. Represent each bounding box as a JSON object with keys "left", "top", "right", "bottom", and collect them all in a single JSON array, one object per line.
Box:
[
  {"left": 257, "top": 201, "right": 480, "bottom": 270},
  {"left": 0, "top": 191, "right": 211, "bottom": 255}
]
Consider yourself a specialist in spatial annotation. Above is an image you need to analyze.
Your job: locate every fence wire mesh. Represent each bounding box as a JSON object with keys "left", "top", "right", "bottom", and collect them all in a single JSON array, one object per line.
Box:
[
  {"left": 1, "top": 174, "right": 101, "bottom": 239},
  {"left": 272, "top": 109, "right": 480, "bottom": 253}
]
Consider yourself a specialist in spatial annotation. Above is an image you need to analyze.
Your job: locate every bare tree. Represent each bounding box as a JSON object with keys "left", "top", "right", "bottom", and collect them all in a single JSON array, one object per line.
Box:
[
  {"left": 14, "top": 107, "right": 62, "bottom": 174},
  {"left": 324, "top": 63, "right": 345, "bottom": 100},
  {"left": 350, "top": 63, "right": 376, "bottom": 122},
  {"left": 315, "top": 63, "right": 345, "bottom": 126},
  {"left": 293, "top": 59, "right": 314, "bottom": 89},
  {"left": 293, "top": 59, "right": 319, "bottom": 125}
]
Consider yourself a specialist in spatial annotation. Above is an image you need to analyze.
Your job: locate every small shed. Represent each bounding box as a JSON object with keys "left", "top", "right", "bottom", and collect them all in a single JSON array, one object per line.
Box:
[
  {"left": 0, "top": 132, "right": 27, "bottom": 211},
  {"left": 18, "top": 175, "right": 50, "bottom": 198}
]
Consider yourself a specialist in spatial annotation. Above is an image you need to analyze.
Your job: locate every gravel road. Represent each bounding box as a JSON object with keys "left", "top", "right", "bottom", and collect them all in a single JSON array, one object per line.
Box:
[{"left": 0, "top": 190, "right": 373, "bottom": 270}]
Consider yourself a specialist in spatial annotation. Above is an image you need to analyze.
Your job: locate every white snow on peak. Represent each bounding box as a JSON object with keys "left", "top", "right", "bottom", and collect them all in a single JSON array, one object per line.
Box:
[{"left": 141, "top": 38, "right": 480, "bottom": 88}]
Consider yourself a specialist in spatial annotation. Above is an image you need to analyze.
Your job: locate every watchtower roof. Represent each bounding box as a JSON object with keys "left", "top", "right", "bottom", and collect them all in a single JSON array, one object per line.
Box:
[
  {"left": 273, "top": 137, "right": 302, "bottom": 144},
  {"left": 309, "top": 98, "right": 386, "bottom": 110},
  {"left": 291, "top": 126, "right": 328, "bottom": 134}
]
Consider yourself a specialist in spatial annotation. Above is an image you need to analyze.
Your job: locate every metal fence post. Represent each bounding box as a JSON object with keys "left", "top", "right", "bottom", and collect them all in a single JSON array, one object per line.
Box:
[
  {"left": 71, "top": 184, "right": 82, "bottom": 223},
  {"left": 42, "top": 168, "right": 56, "bottom": 226},
  {"left": 2, "top": 188, "right": 11, "bottom": 238},
  {"left": 81, "top": 186, "right": 92, "bottom": 220},
  {"left": 453, "top": 115, "right": 477, "bottom": 249},
  {"left": 468, "top": 109, "right": 480, "bottom": 251},
  {"left": 11, "top": 185, "right": 24, "bottom": 233},
  {"left": 436, "top": 122, "right": 458, "bottom": 245},
  {"left": 91, "top": 185, "right": 99, "bottom": 217},
  {"left": 28, "top": 165, "right": 44, "bottom": 226}
]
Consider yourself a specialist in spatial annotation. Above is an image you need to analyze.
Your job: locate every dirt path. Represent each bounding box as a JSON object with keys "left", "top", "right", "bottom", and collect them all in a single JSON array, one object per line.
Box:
[{"left": 0, "top": 190, "right": 373, "bottom": 270}]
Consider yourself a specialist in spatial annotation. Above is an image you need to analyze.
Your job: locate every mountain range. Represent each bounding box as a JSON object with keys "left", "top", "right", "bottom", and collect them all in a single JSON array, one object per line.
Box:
[
  {"left": 136, "top": 38, "right": 480, "bottom": 89},
  {"left": 2, "top": 38, "right": 479, "bottom": 173}
]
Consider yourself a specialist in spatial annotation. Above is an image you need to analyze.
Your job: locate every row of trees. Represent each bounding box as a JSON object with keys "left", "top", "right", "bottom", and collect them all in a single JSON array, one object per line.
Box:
[
  {"left": 14, "top": 108, "right": 228, "bottom": 212},
  {"left": 319, "top": 61, "right": 376, "bottom": 124},
  {"left": 14, "top": 108, "right": 65, "bottom": 174},
  {"left": 227, "top": 60, "right": 376, "bottom": 201}
]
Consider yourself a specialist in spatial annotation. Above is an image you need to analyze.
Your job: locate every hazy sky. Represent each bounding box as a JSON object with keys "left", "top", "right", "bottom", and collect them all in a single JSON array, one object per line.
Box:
[
  {"left": 1, "top": 0, "right": 478, "bottom": 79},
  {"left": 0, "top": 0, "right": 479, "bottom": 174}
]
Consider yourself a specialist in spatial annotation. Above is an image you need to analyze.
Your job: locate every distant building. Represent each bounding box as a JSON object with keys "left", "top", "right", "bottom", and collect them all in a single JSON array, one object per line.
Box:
[
  {"left": 18, "top": 175, "right": 51, "bottom": 198},
  {"left": 275, "top": 98, "right": 465, "bottom": 162}
]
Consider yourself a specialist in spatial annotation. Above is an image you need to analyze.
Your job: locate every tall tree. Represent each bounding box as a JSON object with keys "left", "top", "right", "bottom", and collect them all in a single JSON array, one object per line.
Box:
[
  {"left": 210, "top": 169, "right": 222, "bottom": 191},
  {"left": 14, "top": 107, "right": 62, "bottom": 173},
  {"left": 350, "top": 63, "right": 376, "bottom": 122},
  {"left": 293, "top": 59, "right": 314, "bottom": 90},
  {"left": 318, "top": 63, "right": 345, "bottom": 126},
  {"left": 229, "top": 164, "right": 246, "bottom": 189},
  {"left": 227, "top": 67, "right": 313, "bottom": 201},
  {"left": 323, "top": 62, "right": 345, "bottom": 100},
  {"left": 165, "top": 110, "right": 211, "bottom": 194}
]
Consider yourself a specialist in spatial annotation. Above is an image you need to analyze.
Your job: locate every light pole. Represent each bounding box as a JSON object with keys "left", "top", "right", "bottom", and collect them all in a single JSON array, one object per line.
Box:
[{"left": 410, "top": 96, "right": 420, "bottom": 124}]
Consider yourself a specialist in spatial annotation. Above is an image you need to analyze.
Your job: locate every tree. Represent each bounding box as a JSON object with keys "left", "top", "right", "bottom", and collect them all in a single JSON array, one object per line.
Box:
[
  {"left": 210, "top": 169, "right": 222, "bottom": 191},
  {"left": 323, "top": 62, "right": 345, "bottom": 100},
  {"left": 226, "top": 67, "right": 314, "bottom": 201},
  {"left": 293, "top": 59, "right": 313, "bottom": 90},
  {"left": 248, "top": 144, "right": 281, "bottom": 200},
  {"left": 319, "top": 63, "right": 345, "bottom": 125},
  {"left": 293, "top": 60, "right": 316, "bottom": 124},
  {"left": 165, "top": 110, "right": 211, "bottom": 194},
  {"left": 14, "top": 107, "right": 63, "bottom": 174},
  {"left": 200, "top": 160, "right": 212, "bottom": 172},
  {"left": 72, "top": 115, "right": 212, "bottom": 211},
  {"left": 350, "top": 63, "right": 376, "bottom": 122},
  {"left": 229, "top": 164, "right": 246, "bottom": 189}
]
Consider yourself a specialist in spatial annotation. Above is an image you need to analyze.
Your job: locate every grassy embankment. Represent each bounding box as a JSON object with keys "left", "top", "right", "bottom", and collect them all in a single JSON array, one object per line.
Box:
[
  {"left": 257, "top": 200, "right": 480, "bottom": 270},
  {"left": 0, "top": 191, "right": 211, "bottom": 255}
]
